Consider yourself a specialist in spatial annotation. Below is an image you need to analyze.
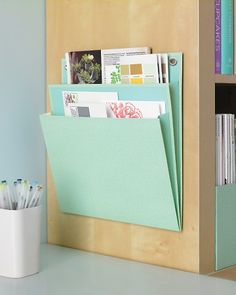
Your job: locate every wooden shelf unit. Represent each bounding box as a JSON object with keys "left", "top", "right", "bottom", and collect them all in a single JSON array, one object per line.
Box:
[
  {"left": 215, "top": 75, "right": 236, "bottom": 84},
  {"left": 46, "top": 0, "right": 220, "bottom": 274}
]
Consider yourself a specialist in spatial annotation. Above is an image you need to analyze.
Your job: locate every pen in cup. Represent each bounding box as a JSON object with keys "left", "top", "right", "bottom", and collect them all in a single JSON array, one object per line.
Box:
[{"left": 0, "top": 179, "right": 43, "bottom": 210}]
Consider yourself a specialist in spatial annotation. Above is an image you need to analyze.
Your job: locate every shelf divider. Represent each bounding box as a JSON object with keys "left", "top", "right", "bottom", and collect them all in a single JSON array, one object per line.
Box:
[{"left": 215, "top": 75, "right": 236, "bottom": 84}]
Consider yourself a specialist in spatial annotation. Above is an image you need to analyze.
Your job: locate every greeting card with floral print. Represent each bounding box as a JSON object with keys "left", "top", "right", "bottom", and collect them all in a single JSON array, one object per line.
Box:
[{"left": 107, "top": 101, "right": 165, "bottom": 119}]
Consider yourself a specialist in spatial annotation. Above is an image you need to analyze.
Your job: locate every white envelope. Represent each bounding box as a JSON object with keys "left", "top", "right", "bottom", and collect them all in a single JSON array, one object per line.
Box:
[{"left": 63, "top": 91, "right": 118, "bottom": 115}]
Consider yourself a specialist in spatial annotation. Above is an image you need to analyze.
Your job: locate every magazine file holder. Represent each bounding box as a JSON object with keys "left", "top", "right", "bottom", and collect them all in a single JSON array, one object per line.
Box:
[
  {"left": 40, "top": 114, "right": 180, "bottom": 231},
  {"left": 215, "top": 184, "right": 236, "bottom": 270},
  {"left": 48, "top": 82, "right": 182, "bottom": 226}
]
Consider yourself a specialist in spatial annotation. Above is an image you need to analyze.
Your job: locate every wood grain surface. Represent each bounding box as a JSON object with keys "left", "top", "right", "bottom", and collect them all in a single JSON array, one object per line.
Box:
[{"left": 46, "top": 0, "right": 215, "bottom": 273}]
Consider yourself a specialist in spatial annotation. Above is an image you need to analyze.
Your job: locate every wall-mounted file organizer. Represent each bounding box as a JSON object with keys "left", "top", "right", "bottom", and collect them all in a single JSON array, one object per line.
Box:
[
  {"left": 41, "top": 53, "right": 182, "bottom": 232},
  {"left": 215, "top": 184, "right": 236, "bottom": 270}
]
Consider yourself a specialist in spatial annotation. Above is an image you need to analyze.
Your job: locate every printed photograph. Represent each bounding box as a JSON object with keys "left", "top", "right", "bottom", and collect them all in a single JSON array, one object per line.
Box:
[{"left": 69, "top": 50, "right": 102, "bottom": 84}]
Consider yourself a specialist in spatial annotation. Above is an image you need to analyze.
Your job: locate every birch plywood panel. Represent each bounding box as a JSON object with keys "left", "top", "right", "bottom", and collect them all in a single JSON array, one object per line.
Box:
[{"left": 46, "top": 0, "right": 212, "bottom": 273}]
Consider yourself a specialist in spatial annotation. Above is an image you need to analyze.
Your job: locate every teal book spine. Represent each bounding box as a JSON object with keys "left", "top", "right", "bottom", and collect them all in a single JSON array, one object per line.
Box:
[{"left": 221, "top": 0, "right": 234, "bottom": 74}]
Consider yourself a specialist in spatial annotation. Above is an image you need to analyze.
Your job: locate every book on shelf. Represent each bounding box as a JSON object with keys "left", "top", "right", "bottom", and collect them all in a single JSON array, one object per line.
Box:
[
  {"left": 235, "top": 0, "right": 236, "bottom": 73},
  {"left": 216, "top": 114, "right": 223, "bottom": 185},
  {"left": 65, "top": 47, "right": 151, "bottom": 84},
  {"left": 215, "top": 0, "right": 221, "bottom": 74},
  {"left": 235, "top": 118, "right": 236, "bottom": 169},
  {"left": 230, "top": 114, "right": 236, "bottom": 181},
  {"left": 221, "top": 0, "right": 234, "bottom": 74},
  {"left": 214, "top": 0, "right": 234, "bottom": 74},
  {"left": 216, "top": 113, "right": 235, "bottom": 186}
]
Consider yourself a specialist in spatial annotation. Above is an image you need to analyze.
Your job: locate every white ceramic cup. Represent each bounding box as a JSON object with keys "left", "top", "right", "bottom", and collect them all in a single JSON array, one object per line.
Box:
[{"left": 0, "top": 206, "right": 41, "bottom": 278}]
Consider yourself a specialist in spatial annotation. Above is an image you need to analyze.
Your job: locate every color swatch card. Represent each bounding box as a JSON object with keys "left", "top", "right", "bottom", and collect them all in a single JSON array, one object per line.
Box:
[
  {"left": 66, "top": 102, "right": 107, "bottom": 118},
  {"left": 107, "top": 101, "right": 165, "bottom": 118},
  {"left": 102, "top": 47, "right": 151, "bottom": 84},
  {"left": 63, "top": 91, "right": 118, "bottom": 116},
  {"left": 120, "top": 54, "right": 159, "bottom": 84}
]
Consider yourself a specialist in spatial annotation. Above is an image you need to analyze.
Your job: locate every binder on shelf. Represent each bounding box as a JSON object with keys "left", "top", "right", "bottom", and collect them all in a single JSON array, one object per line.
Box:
[{"left": 41, "top": 53, "right": 182, "bottom": 231}]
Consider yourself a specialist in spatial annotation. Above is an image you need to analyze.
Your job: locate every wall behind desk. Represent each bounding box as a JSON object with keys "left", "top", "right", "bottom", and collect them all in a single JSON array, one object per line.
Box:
[{"left": 0, "top": 0, "right": 46, "bottom": 241}]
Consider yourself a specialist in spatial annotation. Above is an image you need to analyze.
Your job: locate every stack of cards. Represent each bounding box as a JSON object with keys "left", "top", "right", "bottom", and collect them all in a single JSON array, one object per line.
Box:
[
  {"left": 63, "top": 91, "right": 165, "bottom": 119},
  {"left": 65, "top": 47, "right": 151, "bottom": 84},
  {"left": 120, "top": 53, "right": 169, "bottom": 85},
  {"left": 63, "top": 91, "right": 118, "bottom": 118},
  {"left": 62, "top": 47, "right": 172, "bottom": 86}
]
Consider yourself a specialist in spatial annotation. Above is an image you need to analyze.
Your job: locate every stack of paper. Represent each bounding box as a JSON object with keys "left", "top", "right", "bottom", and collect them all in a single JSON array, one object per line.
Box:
[{"left": 216, "top": 113, "right": 236, "bottom": 185}]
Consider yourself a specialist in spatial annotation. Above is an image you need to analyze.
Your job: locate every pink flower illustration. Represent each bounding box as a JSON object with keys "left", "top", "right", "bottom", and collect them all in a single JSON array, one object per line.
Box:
[{"left": 110, "top": 102, "right": 143, "bottom": 118}]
